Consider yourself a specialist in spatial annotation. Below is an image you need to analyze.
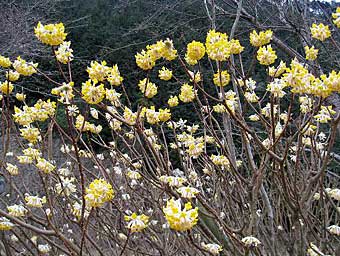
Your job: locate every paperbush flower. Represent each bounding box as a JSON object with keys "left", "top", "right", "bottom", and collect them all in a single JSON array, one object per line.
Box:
[
  {"left": 205, "top": 30, "right": 230, "bottom": 61},
  {"left": 13, "top": 57, "right": 38, "bottom": 76},
  {"left": 311, "top": 23, "right": 331, "bottom": 41},
  {"left": 179, "top": 83, "right": 195, "bottom": 103},
  {"left": 213, "top": 70, "right": 230, "bottom": 87},
  {"left": 124, "top": 213, "right": 149, "bottom": 232},
  {"left": 304, "top": 45, "right": 318, "bottom": 61},
  {"left": 0, "top": 80, "right": 14, "bottom": 94},
  {"left": 250, "top": 30, "right": 273, "bottom": 47},
  {"left": 55, "top": 41, "right": 73, "bottom": 64},
  {"left": 163, "top": 198, "right": 198, "bottom": 231},
  {"left": 138, "top": 78, "right": 158, "bottom": 98},
  {"left": 85, "top": 179, "right": 114, "bottom": 208},
  {"left": 168, "top": 95, "right": 179, "bottom": 107},
  {"left": 185, "top": 40, "right": 205, "bottom": 65},
  {"left": 81, "top": 80, "right": 106, "bottom": 104},
  {"left": 34, "top": 22, "right": 67, "bottom": 45},
  {"left": 0, "top": 55, "right": 12, "bottom": 68},
  {"left": 257, "top": 45, "right": 277, "bottom": 65}
]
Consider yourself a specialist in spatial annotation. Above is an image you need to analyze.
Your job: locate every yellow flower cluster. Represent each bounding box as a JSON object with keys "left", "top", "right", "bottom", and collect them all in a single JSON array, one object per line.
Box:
[
  {"left": 250, "top": 30, "right": 273, "bottom": 47},
  {"left": 0, "top": 217, "right": 14, "bottom": 231},
  {"left": 7, "top": 205, "right": 27, "bottom": 217},
  {"left": 138, "top": 78, "right": 158, "bottom": 98},
  {"left": 6, "top": 70, "right": 20, "bottom": 82},
  {"left": 177, "top": 186, "right": 199, "bottom": 199},
  {"left": 179, "top": 83, "right": 195, "bottom": 103},
  {"left": 210, "top": 154, "right": 230, "bottom": 170},
  {"left": 85, "top": 179, "right": 114, "bottom": 208},
  {"left": 13, "top": 57, "right": 38, "bottom": 76},
  {"left": 81, "top": 79, "right": 106, "bottom": 104},
  {"left": 310, "top": 23, "right": 331, "bottom": 41},
  {"left": 145, "top": 106, "right": 171, "bottom": 124},
  {"left": 168, "top": 95, "right": 179, "bottom": 107},
  {"left": 257, "top": 45, "right": 277, "bottom": 65},
  {"left": 163, "top": 198, "right": 198, "bottom": 231},
  {"left": 124, "top": 213, "right": 149, "bottom": 232},
  {"left": 135, "top": 39, "right": 177, "bottom": 70},
  {"left": 13, "top": 99, "right": 56, "bottom": 126},
  {"left": 304, "top": 45, "right": 318, "bottom": 61},
  {"left": 185, "top": 40, "right": 205, "bottom": 65},
  {"left": 268, "top": 61, "right": 286, "bottom": 77},
  {"left": 20, "top": 126, "right": 41, "bottom": 144},
  {"left": 34, "top": 22, "right": 67, "bottom": 46},
  {"left": 158, "top": 66, "right": 173, "bottom": 81},
  {"left": 332, "top": 7, "right": 340, "bottom": 28},
  {"left": 36, "top": 157, "right": 56, "bottom": 174},
  {"left": 75, "top": 114, "right": 102, "bottom": 134},
  {"left": 0, "top": 55, "right": 12, "bottom": 68},
  {"left": 159, "top": 175, "right": 187, "bottom": 187},
  {"left": 213, "top": 70, "right": 230, "bottom": 87},
  {"left": 25, "top": 195, "right": 46, "bottom": 208},
  {"left": 314, "top": 105, "right": 336, "bottom": 123},
  {"left": 201, "top": 243, "right": 223, "bottom": 255},
  {"left": 86, "top": 61, "right": 123, "bottom": 86},
  {"left": 0, "top": 80, "right": 14, "bottom": 94},
  {"left": 55, "top": 41, "right": 73, "bottom": 64},
  {"left": 51, "top": 82, "right": 75, "bottom": 104},
  {"left": 6, "top": 163, "right": 19, "bottom": 176},
  {"left": 205, "top": 30, "right": 230, "bottom": 61}
]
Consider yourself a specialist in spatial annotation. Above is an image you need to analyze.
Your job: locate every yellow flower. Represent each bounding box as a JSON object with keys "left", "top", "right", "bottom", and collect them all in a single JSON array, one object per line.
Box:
[
  {"left": 36, "top": 157, "right": 55, "bottom": 174},
  {"left": 6, "top": 70, "right": 20, "bottom": 82},
  {"left": 25, "top": 195, "right": 46, "bottom": 208},
  {"left": 188, "top": 70, "right": 201, "bottom": 83},
  {"left": 268, "top": 61, "right": 286, "bottom": 77},
  {"left": 257, "top": 45, "right": 277, "bottom": 65},
  {"left": 0, "top": 217, "right": 14, "bottom": 231},
  {"left": 210, "top": 154, "right": 230, "bottom": 170},
  {"left": 55, "top": 41, "right": 73, "bottom": 64},
  {"left": 177, "top": 186, "right": 199, "bottom": 199},
  {"left": 138, "top": 78, "right": 158, "bottom": 98},
  {"left": 13, "top": 57, "right": 38, "bottom": 76},
  {"left": 135, "top": 50, "right": 156, "bottom": 70},
  {"left": 0, "top": 80, "right": 14, "bottom": 94},
  {"left": 81, "top": 80, "right": 105, "bottom": 104},
  {"left": 85, "top": 179, "right": 114, "bottom": 208},
  {"left": 213, "top": 70, "right": 230, "bottom": 87},
  {"left": 124, "top": 213, "right": 149, "bottom": 232},
  {"left": 107, "top": 64, "right": 123, "bottom": 86},
  {"left": 332, "top": 7, "right": 340, "bottom": 28},
  {"left": 229, "top": 39, "right": 244, "bottom": 54},
  {"left": 34, "top": 22, "right": 67, "bottom": 45},
  {"left": 168, "top": 95, "right": 179, "bottom": 107},
  {"left": 250, "top": 30, "right": 273, "bottom": 47},
  {"left": 159, "top": 108, "right": 171, "bottom": 122},
  {"left": 201, "top": 243, "right": 222, "bottom": 255},
  {"left": 185, "top": 41, "right": 205, "bottom": 65},
  {"left": 6, "top": 163, "right": 19, "bottom": 176},
  {"left": 304, "top": 45, "right": 318, "bottom": 61},
  {"left": 86, "top": 61, "right": 109, "bottom": 82},
  {"left": 8, "top": 205, "right": 27, "bottom": 217},
  {"left": 51, "top": 81, "right": 75, "bottom": 104},
  {"left": 0, "top": 55, "right": 12, "bottom": 68},
  {"left": 127, "top": 170, "right": 142, "bottom": 180},
  {"left": 20, "top": 126, "right": 41, "bottom": 144},
  {"left": 179, "top": 83, "right": 195, "bottom": 103},
  {"left": 314, "top": 105, "right": 336, "bottom": 123},
  {"left": 160, "top": 175, "right": 187, "bottom": 187},
  {"left": 205, "top": 30, "right": 230, "bottom": 61},
  {"left": 163, "top": 198, "right": 198, "bottom": 231},
  {"left": 242, "top": 236, "right": 261, "bottom": 248},
  {"left": 158, "top": 66, "right": 172, "bottom": 81},
  {"left": 321, "top": 70, "right": 340, "bottom": 92},
  {"left": 311, "top": 23, "right": 331, "bottom": 41}
]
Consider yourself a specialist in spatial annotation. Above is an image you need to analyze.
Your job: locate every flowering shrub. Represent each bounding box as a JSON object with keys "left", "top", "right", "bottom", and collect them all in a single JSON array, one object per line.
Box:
[{"left": 0, "top": 7, "right": 340, "bottom": 256}]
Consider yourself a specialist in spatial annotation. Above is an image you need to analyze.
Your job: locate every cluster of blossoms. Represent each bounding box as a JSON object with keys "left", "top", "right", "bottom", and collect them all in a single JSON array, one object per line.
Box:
[
  {"left": 135, "top": 39, "right": 177, "bottom": 70},
  {"left": 34, "top": 22, "right": 67, "bottom": 45},
  {"left": 124, "top": 212, "right": 149, "bottom": 232},
  {"left": 163, "top": 198, "right": 198, "bottom": 231},
  {"left": 85, "top": 179, "right": 114, "bottom": 208}
]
